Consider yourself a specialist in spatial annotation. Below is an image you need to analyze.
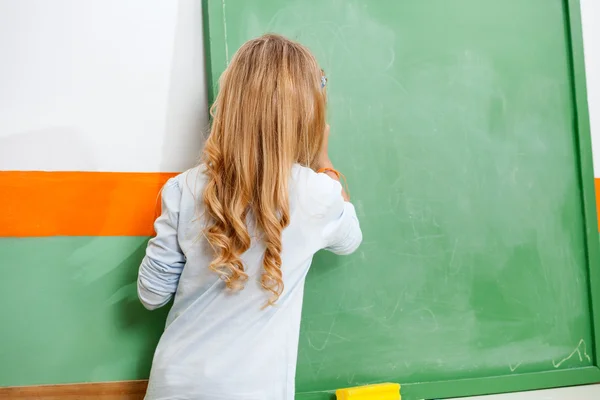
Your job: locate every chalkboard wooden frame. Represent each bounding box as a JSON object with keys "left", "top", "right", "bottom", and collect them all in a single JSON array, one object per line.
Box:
[{"left": 201, "top": 0, "right": 600, "bottom": 398}]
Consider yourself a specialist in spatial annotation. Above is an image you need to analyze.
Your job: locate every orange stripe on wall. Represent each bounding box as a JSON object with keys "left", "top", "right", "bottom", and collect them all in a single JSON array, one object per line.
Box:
[
  {"left": 3, "top": 172, "right": 600, "bottom": 237},
  {"left": 0, "top": 171, "right": 176, "bottom": 237}
]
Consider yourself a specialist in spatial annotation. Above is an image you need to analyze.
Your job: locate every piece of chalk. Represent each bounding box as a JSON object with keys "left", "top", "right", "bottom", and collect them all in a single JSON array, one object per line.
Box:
[{"left": 336, "top": 383, "right": 401, "bottom": 400}]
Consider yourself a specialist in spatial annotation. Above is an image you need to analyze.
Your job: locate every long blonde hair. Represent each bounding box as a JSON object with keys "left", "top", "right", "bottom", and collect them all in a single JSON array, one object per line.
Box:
[{"left": 201, "top": 34, "right": 327, "bottom": 305}]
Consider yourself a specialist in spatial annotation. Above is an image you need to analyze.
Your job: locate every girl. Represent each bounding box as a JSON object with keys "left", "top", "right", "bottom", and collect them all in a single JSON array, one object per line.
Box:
[{"left": 138, "top": 34, "right": 362, "bottom": 400}]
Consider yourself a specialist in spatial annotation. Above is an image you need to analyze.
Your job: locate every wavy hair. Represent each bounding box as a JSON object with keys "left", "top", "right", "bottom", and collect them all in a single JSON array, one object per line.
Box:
[{"left": 201, "top": 34, "right": 327, "bottom": 305}]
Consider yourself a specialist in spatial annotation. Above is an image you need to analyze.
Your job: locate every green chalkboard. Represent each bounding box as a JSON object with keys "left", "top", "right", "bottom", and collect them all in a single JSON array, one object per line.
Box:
[{"left": 202, "top": 0, "right": 600, "bottom": 399}]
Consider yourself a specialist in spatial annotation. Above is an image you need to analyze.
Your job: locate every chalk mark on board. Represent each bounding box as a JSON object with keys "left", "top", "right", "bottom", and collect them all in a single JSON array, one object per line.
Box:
[
  {"left": 299, "top": 347, "right": 321, "bottom": 380},
  {"left": 384, "top": 48, "right": 395, "bottom": 71},
  {"left": 307, "top": 330, "right": 349, "bottom": 344},
  {"left": 420, "top": 307, "right": 440, "bottom": 332},
  {"left": 552, "top": 339, "right": 591, "bottom": 368},
  {"left": 384, "top": 74, "right": 408, "bottom": 94},
  {"left": 410, "top": 215, "right": 418, "bottom": 236},
  {"left": 347, "top": 372, "right": 356, "bottom": 385},
  {"left": 387, "top": 298, "right": 402, "bottom": 320},
  {"left": 307, "top": 316, "right": 342, "bottom": 352},
  {"left": 413, "top": 234, "right": 444, "bottom": 242},
  {"left": 391, "top": 250, "right": 438, "bottom": 259},
  {"left": 449, "top": 239, "right": 458, "bottom": 269},
  {"left": 509, "top": 361, "right": 522, "bottom": 372},
  {"left": 344, "top": 305, "right": 375, "bottom": 314}
]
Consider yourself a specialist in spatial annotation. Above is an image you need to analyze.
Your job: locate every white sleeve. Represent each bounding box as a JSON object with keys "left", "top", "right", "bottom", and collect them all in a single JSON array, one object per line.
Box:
[
  {"left": 137, "top": 177, "right": 186, "bottom": 310},
  {"left": 305, "top": 171, "right": 363, "bottom": 255}
]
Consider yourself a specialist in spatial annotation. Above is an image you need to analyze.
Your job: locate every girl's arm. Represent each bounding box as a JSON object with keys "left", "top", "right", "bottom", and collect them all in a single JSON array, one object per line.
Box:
[
  {"left": 137, "top": 178, "right": 185, "bottom": 310},
  {"left": 315, "top": 125, "right": 362, "bottom": 254},
  {"left": 318, "top": 158, "right": 350, "bottom": 202}
]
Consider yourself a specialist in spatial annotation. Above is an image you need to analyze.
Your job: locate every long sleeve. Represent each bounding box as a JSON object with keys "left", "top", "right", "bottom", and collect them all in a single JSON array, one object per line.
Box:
[
  {"left": 320, "top": 178, "right": 363, "bottom": 255},
  {"left": 303, "top": 170, "right": 363, "bottom": 255},
  {"left": 137, "top": 177, "right": 186, "bottom": 310},
  {"left": 323, "top": 196, "right": 362, "bottom": 255}
]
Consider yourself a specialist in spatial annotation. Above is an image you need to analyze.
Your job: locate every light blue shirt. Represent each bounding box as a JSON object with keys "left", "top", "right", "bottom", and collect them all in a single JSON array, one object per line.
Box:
[{"left": 138, "top": 164, "right": 362, "bottom": 400}]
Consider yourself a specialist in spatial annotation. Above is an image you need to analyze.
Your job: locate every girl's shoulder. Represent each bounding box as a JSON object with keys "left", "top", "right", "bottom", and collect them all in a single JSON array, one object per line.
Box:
[
  {"left": 165, "top": 164, "right": 207, "bottom": 200},
  {"left": 292, "top": 164, "right": 343, "bottom": 196}
]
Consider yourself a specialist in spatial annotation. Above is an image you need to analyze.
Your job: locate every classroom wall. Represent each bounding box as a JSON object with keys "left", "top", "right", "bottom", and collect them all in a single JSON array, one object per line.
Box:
[
  {"left": 0, "top": 0, "right": 599, "bottom": 398},
  {"left": 0, "top": 0, "right": 207, "bottom": 386}
]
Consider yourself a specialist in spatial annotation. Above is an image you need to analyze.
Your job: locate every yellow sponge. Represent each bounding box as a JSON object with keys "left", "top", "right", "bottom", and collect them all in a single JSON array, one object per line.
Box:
[{"left": 336, "top": 383, "right": 401, "bottom": 400}]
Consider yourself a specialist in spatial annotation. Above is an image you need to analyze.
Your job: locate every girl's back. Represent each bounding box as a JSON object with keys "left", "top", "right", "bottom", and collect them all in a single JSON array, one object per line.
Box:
[{"left": 137, "top": 34, "right": 362, "bottom": 400}]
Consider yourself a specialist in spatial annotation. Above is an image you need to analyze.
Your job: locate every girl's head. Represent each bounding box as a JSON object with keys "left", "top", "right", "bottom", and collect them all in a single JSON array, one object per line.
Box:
[{"left": 201, "top": 34, "right": 327, "bottom": 305}]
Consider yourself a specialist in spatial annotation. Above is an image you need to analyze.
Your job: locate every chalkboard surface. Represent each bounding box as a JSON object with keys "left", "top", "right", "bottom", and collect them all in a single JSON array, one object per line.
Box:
[{"left": 202, "top": 0, "right": 600, "bottom": 398}]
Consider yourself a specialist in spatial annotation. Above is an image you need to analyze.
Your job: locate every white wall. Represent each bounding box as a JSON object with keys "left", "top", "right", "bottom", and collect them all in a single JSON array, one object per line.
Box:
[
  {"left": 0, "top": 0, "right": 598, "bottom": 398},
  {"left": 0, "top": 0, "right": 207, "bottom": 172}
]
